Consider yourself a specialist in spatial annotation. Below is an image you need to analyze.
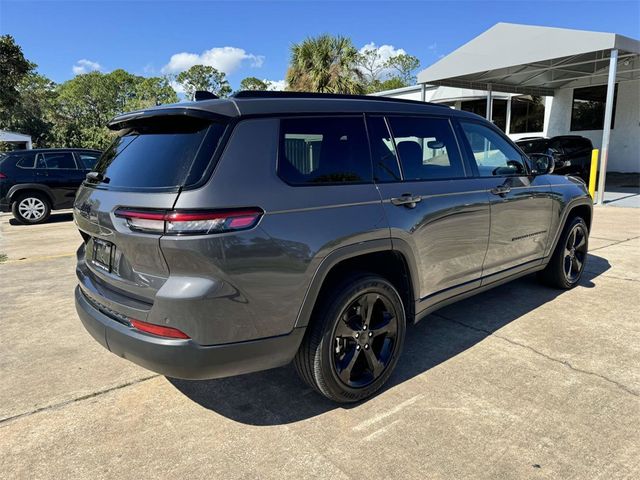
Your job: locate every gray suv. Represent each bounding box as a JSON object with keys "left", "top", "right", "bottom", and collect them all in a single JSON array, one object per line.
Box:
[{"left": 74, "top": 91, "right": 592, "bottom": 403}]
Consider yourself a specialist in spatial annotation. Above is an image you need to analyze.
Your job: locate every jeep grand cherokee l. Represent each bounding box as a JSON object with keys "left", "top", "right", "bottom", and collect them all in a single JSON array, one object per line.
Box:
[
  {"left": 74, "top": 91, "right": 592, "bottom": 403},
  {"left": 0, "top": 148, "right": 102, "bottom": 224}
]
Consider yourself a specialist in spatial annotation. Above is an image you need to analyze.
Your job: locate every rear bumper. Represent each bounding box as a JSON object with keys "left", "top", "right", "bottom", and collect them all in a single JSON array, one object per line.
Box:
[{"left": 75, "top": 286, "right": 305, "bottom": 380}]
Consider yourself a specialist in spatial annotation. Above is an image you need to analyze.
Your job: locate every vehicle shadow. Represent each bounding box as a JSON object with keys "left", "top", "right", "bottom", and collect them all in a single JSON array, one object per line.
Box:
[
  {"left": 9, "top": 212, "right": 73, "bottom": 226},
  {"left": 168, "top": 253, "right": 611, "bottom": 425}
]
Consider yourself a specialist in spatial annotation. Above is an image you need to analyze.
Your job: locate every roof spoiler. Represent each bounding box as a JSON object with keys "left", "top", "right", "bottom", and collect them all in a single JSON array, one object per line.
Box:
[{"left": 107, "top": 106, "right": 236, "bottom": 131}]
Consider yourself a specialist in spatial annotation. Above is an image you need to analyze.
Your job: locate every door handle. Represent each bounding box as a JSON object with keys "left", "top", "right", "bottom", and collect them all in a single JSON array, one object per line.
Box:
[
  {"left": 490, "top": 184, "right": 511, "bottom": 196},
  {"left": 391, "top": 194, "right": 422, "bottom": 208}
]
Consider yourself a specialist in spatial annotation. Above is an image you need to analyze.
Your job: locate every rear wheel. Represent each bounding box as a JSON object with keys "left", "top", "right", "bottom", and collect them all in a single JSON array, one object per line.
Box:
[
  {"left": 12, "top": 192, "right": 51, "bottom": 225},
  {"left": 294, "top": 274, "right": 406, "bottom": 403},
  {"left": 539, "top": 216, "right": 588, "bottom": 289}
]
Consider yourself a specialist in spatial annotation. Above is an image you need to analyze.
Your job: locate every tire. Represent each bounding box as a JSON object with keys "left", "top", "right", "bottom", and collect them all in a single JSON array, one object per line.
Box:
[
  {"left": 538, "top": 216, "right": 589, "bottom": 289},
  {"left": 11, "top": 192, "right": 51, "bottom": 225},
  {"left": 294, "top": 273, "right": 406, "bottom": 403}
]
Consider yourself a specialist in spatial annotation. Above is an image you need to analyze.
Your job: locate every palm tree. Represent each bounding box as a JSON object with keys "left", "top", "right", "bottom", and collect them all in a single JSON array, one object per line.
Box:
[{"left": 286, "top": 35, "right": 365, "bottom": 94}]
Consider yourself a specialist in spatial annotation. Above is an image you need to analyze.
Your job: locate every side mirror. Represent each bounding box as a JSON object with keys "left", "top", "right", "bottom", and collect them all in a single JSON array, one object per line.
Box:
[{"left": 529, "top": 153, "right": 554, "bottom": 175}]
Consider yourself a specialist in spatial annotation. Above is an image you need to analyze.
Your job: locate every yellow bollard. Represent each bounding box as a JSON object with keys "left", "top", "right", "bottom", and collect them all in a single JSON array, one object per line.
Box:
[{"left": 588, "top": 149, "right": 599, "bottom": 199}]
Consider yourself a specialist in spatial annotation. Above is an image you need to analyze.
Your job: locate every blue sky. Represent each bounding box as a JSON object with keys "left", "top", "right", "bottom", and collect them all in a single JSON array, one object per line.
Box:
[{"left": 1, "top": 0, "right": 639, "bottom": 89}]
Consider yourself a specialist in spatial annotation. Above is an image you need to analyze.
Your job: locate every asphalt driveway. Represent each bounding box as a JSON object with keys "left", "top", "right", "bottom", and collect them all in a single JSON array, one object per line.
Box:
[{"left": 0, "top": 207, "right": 638, "bottom": 479}]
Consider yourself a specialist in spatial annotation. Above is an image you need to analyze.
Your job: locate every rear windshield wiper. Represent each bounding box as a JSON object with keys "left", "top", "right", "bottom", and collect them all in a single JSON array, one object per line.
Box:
[{"left": 86, "top": 171, "right": 110, "bottom": 184}]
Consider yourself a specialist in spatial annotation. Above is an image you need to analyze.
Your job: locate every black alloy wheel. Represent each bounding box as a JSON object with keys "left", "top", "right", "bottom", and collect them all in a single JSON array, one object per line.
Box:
[
  {"left": 331, "top": 292, "right": 399, "bottom": 388},
  {"left": 538, "top": 216, "right": 589, "bottom": 289},
  {"left": 294, "top": 274, "right": 406, "bottom": 403},
  {"left": 563, "top": 222, "right": 588, "bottom": 283}
]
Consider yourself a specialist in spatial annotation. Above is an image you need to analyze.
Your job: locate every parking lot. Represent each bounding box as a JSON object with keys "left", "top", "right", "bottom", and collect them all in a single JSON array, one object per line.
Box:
[{"left": 1, "top": 206, "right": 638, "bottom": 479}]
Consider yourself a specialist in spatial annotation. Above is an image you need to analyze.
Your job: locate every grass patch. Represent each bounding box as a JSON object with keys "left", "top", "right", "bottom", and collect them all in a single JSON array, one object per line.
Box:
[{"left": 0, "top": 253, "right": 7, "bottom": 264}]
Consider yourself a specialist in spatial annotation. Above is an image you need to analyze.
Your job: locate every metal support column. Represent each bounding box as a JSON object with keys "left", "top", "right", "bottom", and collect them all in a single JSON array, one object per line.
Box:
[
  {"left": 596, "top": 49, "right": 618, "bottom": 205},
  {"left": 505, "top": 95, "right": 512, "bottom": 134},
  {"left": 486, "top": 83, "right": 493, "bottom": 121},
  {"left": 420, "top": 83, "right": 426, "bottom": 102}
]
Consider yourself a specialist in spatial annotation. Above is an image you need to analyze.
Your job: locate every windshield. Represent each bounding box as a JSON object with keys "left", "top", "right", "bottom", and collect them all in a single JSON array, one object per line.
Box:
[
  {"left": 93, "top": 118, "right": 226, "bottom": 190},
  {"left": 517, "top": 140, "right": 547, "bottom": 154}
]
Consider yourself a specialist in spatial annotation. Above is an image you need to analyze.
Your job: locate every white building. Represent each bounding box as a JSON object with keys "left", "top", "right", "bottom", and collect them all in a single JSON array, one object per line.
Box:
[{"left": 374, "top": 23, "right": 640, "bottom": 185}]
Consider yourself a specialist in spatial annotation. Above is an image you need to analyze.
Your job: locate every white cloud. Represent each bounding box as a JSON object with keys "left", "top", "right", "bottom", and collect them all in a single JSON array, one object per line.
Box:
[
  {"left": 358, "top": 43, "right": 407, "bottom": 80},
  {"left": 266, "top": 79, "right": 286, "bottom": 91},
  {"left": 162, "top": 47, "right": 264, "bottom": 74},
  {"left": 72, "top": 59, "right": 102, "bottom": 75},
  {"left": 169, "top": 80, "right": 185, "bottom": 95}
]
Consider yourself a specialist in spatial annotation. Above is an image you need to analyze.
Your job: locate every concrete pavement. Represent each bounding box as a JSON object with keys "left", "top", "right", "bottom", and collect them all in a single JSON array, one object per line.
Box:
[{"left": 1, "top": 207, "right": 638, "bottom": 479}]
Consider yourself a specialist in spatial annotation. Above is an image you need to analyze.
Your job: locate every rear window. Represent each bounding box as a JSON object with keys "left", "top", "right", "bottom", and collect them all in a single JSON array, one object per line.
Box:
[
  {"left": 78, "top": 152, "right": 101, "bottom": 170},
  {"left": 15, "top": 153, "right": 36, "bottom": 168},
  {"left": 278, "top": 116, "right": 371, "bottom": 185},
  {"left": 92, "top": 118, "right": 226, "bottom": 189}
]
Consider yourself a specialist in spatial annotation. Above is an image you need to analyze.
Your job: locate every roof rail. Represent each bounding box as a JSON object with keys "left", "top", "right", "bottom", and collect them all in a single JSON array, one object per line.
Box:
[{"left": 232, "top": 90, "right": 449, "bottom": 108}]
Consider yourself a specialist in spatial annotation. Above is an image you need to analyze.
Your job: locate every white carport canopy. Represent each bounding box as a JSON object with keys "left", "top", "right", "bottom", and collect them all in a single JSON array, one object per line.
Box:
[
  {"left": 0, "top": 130, "right": 32, "bottom": 149},
  {"left": 418, "top": 23, "right": 640, "bottom": 204}
]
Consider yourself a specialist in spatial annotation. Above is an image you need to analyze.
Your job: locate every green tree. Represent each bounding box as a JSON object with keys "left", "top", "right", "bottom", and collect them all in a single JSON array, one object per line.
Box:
[
  {"left": 133, "top": 76, "right": 178, "bottom": 109},
  {"left": 365, "top": 76, "right": 408, "bottom": 94},
  {"left": 9, "top": 73, "right": 57, "bottom": 146},
  {"left": 52, "top": 71, "right": 117, "bottom": 149},
  {"left": 51, "top": 70, "right": 179, "bottom": 150},
  {"left": 286, "top": 35, "right": 364, "bottom": 94},
  {"left": 176, "top": 65, "right": 232, "bottom": 99},
  {"left": 239, "top": 76, "right": 269, "bottom": 91},
  {"left": 0, "top": 35, "right": 35, "bottom": 116},
  {"left": 356, "top": 47, "right": 387, "bottom": 85},
  {"left": 385, "top": 53, "right": 420, "bottom": 85}
]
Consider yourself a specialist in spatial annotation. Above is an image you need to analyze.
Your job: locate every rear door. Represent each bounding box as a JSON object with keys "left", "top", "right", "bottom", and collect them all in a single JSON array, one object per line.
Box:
[
  {"left": 36, "top": 151, "right": 84, "bottom": 208},
  {"left": 457, "top": 119, "right": 553, "bottom": 278},
  {"left": 368, "top": 115, "right": 491, "bottom": 305},
  {"left": 73, "top": 115, "right": 228, "bottom": 304}
]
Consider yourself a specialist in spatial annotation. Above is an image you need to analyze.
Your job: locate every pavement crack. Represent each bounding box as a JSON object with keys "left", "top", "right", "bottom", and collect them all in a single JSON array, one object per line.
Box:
[
  {"left": 434, "top": 313, "right": 639, "bottom": 398},
  {"left": 587, "top": 272, "right": 639, "bottom": 283},
  {"left": 589, "top": 235, "right": 640, "bottom": 252},
  {"left": 0, "top": 374, "right": 160, "bottom": 426}
]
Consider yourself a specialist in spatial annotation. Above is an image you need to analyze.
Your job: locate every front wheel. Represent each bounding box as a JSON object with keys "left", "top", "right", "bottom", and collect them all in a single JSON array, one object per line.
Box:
[
  {"left": 539, "top": 216, "right": 589, "bottom": 289},
  {"left": 294, "top": 274, "right": 406, "bottom": 403}
]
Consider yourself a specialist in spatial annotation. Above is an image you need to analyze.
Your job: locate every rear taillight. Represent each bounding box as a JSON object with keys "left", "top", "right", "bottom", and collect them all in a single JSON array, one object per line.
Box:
[
  {"left": 130, "top": 318, "right": 190, "bottom": 339},
  {"left": 114, "top": 208, "right": 263, "bottom": 235},
  {"left": 0, "top": 172, "right": 7, "bottom": 179}
]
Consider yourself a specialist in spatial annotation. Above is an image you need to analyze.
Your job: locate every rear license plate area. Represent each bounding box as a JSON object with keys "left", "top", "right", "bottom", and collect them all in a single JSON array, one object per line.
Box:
[{"left": 92, "top": 238, "right": 113, "bottom": 272}]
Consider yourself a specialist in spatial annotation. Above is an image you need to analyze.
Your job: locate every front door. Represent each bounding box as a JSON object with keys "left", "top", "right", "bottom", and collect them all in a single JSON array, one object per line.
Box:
[
  {"left": 456, "top": 119, "right": 553, "bottom": 278},
  {"left": 367, "top": 115, "right": 491, "bottom": 304}
]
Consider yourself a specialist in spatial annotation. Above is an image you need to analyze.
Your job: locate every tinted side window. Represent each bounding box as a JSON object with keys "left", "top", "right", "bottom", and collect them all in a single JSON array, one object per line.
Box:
[
  {"left": 78, "top": 153, "right": 100, "bottom": 169},
  {"left": 459, "top": 121, "right": 526, "bottom": 176},
  {"left": 387, "top": 116, "right": 465, "bottom": 181},
  {"left": 279, "top": 117, "right": 371, "bottom": 185},
  {"left": 367, "top": 116, "right": 401, "bottom": 182},
  {"left": 15, "top": 153, "right": 36, "bottom": 168},
  {"left": 43, "top": 152, "right": 77, "bottom": 169}
]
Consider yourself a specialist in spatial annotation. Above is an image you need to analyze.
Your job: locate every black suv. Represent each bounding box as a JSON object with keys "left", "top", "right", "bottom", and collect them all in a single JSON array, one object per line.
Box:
[
  {"left": 73, "top": 92, "right": 592, "bottom": 403},
  {"left": 516, "top": 135, "right": 593, "bottom": 183},
  {"left": 0, "top": 148, "right": 101, "bottom": 224}
]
